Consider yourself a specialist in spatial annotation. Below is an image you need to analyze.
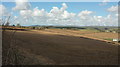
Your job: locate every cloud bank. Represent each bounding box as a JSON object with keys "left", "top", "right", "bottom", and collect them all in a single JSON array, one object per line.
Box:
[
  {"left": 12, "top": 0, "right": 31, "bottom": 10},
  {"left": 12, "top": 1, "right": 118, "bottom": 26}
]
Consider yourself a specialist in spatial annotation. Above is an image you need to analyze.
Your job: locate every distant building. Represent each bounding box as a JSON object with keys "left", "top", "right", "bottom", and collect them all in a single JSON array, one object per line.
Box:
[
  {"left": 113, "top": 38, "right": 120, "bottom": 42},
  {"left": 105, "top": 30, "right": 110, "bottom": 32},
  {"left": 112, "top": 31, "right": 116, "bottom": 33}
]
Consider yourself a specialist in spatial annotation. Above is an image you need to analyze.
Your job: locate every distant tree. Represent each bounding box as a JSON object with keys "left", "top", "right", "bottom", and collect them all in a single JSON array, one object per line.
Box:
[
  {"left": 104, "top": 28, "right": 108, "bottom": 30},
  {"left": 16, "top": 23, "right": 21, "bottom": 27},
  {"left": 32, "top": 27, "right": 35, "bottom": 29},
  {"left": 12, "top": 24, "right": 15, "bottom": 27}
]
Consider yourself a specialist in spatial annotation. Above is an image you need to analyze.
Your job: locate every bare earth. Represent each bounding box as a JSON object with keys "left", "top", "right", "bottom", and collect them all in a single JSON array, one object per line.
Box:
[{"left": 9, "top": 29, "right": 118, "bottom": 65}]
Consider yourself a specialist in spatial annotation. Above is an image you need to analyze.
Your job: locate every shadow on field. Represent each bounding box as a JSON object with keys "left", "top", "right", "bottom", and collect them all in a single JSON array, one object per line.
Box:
[
  {"left": 2, "top": 30, "right": 57, "bottom": 65},
  {"left": 2, "top": 28, "right": 29, "bottom": 31},
  {"left": 2, "top": 30, "right": 119, "bottom": 65}
]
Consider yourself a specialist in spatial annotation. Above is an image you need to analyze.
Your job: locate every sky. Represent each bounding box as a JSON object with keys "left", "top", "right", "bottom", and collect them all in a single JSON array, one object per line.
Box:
[{"left": 0, "top": 0, "right": 119, "bottom": 26}]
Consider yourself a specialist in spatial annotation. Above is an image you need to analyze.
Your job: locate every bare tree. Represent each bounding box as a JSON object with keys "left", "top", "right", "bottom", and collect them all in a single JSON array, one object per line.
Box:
[{"left": 2, "top": 14, "right": 20, "bottom": 65}]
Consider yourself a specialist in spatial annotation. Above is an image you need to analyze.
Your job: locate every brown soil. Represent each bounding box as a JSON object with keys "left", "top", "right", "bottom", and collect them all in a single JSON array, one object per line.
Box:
[{"left": 4, "top": 29, "right": 118, "bottom": 65}]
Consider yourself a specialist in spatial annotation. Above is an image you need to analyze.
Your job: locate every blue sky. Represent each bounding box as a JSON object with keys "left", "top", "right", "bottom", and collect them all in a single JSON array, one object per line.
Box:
[
  {"left": 2, "top": 2, "right": 117, "bottom": 16},
  {"left": 0, "top": 1, "right": 118, "bottom": 26}
]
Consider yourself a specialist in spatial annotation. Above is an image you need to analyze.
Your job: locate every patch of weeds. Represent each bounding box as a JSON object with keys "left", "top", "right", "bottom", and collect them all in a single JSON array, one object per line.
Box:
[{"left": 104, "top": 38, "right": 113, "bottom": 41}]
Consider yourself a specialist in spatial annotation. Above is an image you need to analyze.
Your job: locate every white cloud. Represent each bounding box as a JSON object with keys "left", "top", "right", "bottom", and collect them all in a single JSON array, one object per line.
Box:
[
  {"left": 12, "top": 0, "right": 31, "bottom": 10},
  {"left": 0, "top": 5, "right": 10, "bottom": 16},
  {"left": 115, "top": 14, "right": 119, "bottom": 16},
  {"left": 99, "top": 0, "right": 110, "bottom": 6},
  {"left": 20, "top": 10, "right": 32, "bottom": 17},
  {"left": 62, "top": 11, "right": 76, "bottom": 19},
  {"left": 78, "top": 10, "right": 93, "bottom": 15},
  {"left": 14, "top": 16, "right": 17, "bottom": 19},
  {"left": 15, "top": 3, "right": 118, "bottom": 26},
  {"left": 48, "top": 7, "right": 62, "bottom": 19},
  {"left": 16, "top": 3, "right": 75, "bottom": 25},
  {"left": 107, "top": 5, "right": 118, "bottom": 13},
  {"left": 17, "top": 9, "right": 33, "bottom": 25},
  {"left": 78, "top": 10, "right": 93, "bottom": 20},
  {"left": 47, "top": 4, "right": 75, "bottom": 20},
  {"left": 77, "top": 9, "right": 118, "bottom": 26},
  {"left": 93, "top": 14, "right": 118, "bottom": 26},
  {"left": 61, "top": 3, "right": 68, "bottom": 11},
  {"left": 77, "top": 10, "right": 98, "bottom": 26},
  {"left": 32, "top": 7, "right": 48, "bottom": 17},
  {"left": 103, "top": 0, "right": 110, "bottom": 3}
]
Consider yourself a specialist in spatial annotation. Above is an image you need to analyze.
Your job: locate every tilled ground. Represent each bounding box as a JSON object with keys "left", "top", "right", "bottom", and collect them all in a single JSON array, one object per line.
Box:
[{"left": 2, "top": 30, "right": 118, "bottom": 65}]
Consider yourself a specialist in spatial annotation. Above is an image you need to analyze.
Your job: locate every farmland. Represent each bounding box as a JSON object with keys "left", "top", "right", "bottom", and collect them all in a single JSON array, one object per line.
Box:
[
  {"left": 1, "top": 1, "right": 119, "bottom": 66},
  {"left": 2, "top": 26, "right": 119, "bottom": 65},
  {"left": 43, "top": 28, "right": 118, "bottom": 41}
]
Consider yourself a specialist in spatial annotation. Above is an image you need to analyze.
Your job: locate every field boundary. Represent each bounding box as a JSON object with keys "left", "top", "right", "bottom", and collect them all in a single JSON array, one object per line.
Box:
[{"left": 31, "top": 30, "right": 120, "bottom": 45}]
